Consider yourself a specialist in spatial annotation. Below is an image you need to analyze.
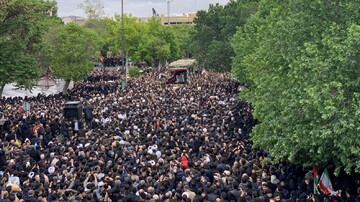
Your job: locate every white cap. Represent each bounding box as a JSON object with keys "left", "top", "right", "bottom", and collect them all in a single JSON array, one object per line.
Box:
[
  {"left": 97, "top": 173, "right": 105, "bottom": 180},
  {"left": 152, "top": 145, "right": 158, "bottom": 150},
  {"left": 98, "top": 181, "right": 105, "bottom": 187},
  {"left": 28, "top": 172, "right": 35, "bottom": 178},
  {"left": 156, "top": 151, "right": 161, "bottom": 158},
  {"left": 149, "top": 160, "right": 156, "bottom": 166},
  {"left": 48, "top": 166, "right": 55, "bottom": 174}
]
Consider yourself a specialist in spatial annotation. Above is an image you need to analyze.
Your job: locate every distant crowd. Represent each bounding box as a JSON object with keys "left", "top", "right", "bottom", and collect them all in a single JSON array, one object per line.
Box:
[{"left": 0, "top": 69, "right": 359, "bottom": 202}]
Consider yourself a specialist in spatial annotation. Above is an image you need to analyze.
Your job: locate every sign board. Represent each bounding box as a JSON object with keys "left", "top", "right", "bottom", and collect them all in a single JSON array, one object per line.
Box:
[{"left": 7, "top": 176, "right": 20, "bottom": 188}]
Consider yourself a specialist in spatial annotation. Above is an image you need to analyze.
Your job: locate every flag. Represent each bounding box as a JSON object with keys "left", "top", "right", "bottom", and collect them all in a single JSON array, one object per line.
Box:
[
  {"left": 313, "top": 164, "right": 320, "bottom": 194},
  {"left": 319, "top": 168, "right": 341, "bottom": 197}
]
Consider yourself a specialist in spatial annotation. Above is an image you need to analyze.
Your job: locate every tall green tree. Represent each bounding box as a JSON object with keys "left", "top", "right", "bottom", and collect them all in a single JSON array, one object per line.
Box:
[
  {"left": 232, "top": 0, "right": 360, "bottom": 174},
  {"left": 38, "top": 17, "right": 64, "bottom": 74},
  {"left": 84, "top": 17, "right": 113, "bottom": 56},
  {"left": 107, "top": 14, "right": 147, "bottom": 62},
  {"left": 193, "top": 4, "right": 224, "bottom": 70},
  {"left": 0, "top": 0, "right": 56, "bottom": 97},
  {"left": 79, "top": 0, "right": 105, "bottom": 20},
  {"left": 205, "top": 40, "right": 233, "bottom": 72},
  {"left": 169, "top": 24, "right": 195, "bottom": 59},
  {"left": 50, "top": 23, "right": 102, "bottom": 93},
  {"left": 140, "top": 17, "right": 179, "bottom": 65},
  {"left": 79, "top": 0, "right": 108, "bottom": 55},
  {"left": 192, "top": 0, "right": 259, "bottom": 72},
  {"left": 107, "top": 16, "right": 179, "bottom": 65}
]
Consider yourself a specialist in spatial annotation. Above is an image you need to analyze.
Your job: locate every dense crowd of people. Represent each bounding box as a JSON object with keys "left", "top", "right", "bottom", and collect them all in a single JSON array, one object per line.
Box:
[{"left": 0, "top": 69, "right": 359, "bottom": 202}]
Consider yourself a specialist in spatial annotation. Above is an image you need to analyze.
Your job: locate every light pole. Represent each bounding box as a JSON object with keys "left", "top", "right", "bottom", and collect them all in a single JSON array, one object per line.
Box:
[
  {"left": 167, "top": 0, "right": 174, "bottom": 25},
  {"left": 121, "top": 0, "right": 127, "bottom": 85}
]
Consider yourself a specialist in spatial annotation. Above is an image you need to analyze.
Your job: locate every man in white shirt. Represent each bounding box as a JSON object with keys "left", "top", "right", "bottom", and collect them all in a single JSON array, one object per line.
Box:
[
  {"left": 72, "top": 118, "right": 82, "bottom": 135},
  {"left": 182, "top": 185, "right": 196, "bottom": 202}
]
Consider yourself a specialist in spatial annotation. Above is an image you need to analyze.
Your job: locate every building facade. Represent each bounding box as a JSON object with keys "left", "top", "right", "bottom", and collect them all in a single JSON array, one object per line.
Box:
[
  {"left": 61, "top": 13, "right": 196, "bottom": 26},
  {"left": 61, "top": 16, "right": 87, "bottom": 25},
  {"left": 138, "top": 13, "right": 196, "bottom": 25}
]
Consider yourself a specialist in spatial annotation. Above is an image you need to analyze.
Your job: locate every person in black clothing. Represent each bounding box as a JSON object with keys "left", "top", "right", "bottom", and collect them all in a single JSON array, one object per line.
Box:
[
  {"left": 28, "top": 146, "right": 40, "bottom": 162},
  {"left": 49, "top": 117, "right": 60, "bottom": 136},
  {"left": 0, "top": 145, "right": 6, "bottom": 170},
  {"left": 83, "top": 102, "right": 93, "bottom": 129},
  {"left": 193, "top": 136, "right": 203, "bottom": 158},
  {"left": 0, "top": 69, "right": 356, "bottom": 202},
  {"left": 60, "top": 119, "right": 71, "bottom": 139},
  {"left": 71, "top": 118, "right": 83, "bottom": 135}
]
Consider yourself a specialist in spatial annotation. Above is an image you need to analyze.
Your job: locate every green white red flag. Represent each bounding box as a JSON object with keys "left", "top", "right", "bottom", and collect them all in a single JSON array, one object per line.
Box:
[
  {"left": 318, "top": 168, "right": 341, "bottom": 197},
  {"left": 313, "top": 164, "right": 320, "bottom": 195}
]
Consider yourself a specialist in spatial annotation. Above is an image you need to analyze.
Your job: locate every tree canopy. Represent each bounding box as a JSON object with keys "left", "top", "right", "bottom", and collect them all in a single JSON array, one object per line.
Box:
[
  {"left": 139, "top": 17, "right": 179, "bottom": 65},
  {"left": 169, "top": 24, "right": 195, "bottom": 59},
  {"left": 50, "top": 23, "right": 102, "bottom": 93},
  {"left": 192, "top": 0, "right": 259, "bottom": 72},
  {"left": 232, "top": 0, "right": 360, "bottom": 174},
  {"left": 79, "top": 0, "right": 105, "bottom": 20},
  {"left": 0, "top": 0, "right": 56, "bottom": 97},
  {"left": 84, "top": 17, "right": 114, "bottom": 56},
  {"left": 106, "top": 15, "right": 179, "bottom": 65}
]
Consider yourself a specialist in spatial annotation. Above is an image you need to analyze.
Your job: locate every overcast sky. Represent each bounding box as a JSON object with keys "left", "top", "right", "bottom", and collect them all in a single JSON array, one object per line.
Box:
[{"left": 56, "top": 0, "right": 230, "bottom": 18}]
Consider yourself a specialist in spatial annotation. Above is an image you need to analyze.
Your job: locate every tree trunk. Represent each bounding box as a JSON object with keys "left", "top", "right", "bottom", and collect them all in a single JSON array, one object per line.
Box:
[
  {"left": 158, "top": 62, "right": 161, "bottom": 71},
  {"left": 63, "top": 80, "right": 71, "bottom": 95},
  {"left": 0, "top": 83, "right": 5, "bottom": 98}
]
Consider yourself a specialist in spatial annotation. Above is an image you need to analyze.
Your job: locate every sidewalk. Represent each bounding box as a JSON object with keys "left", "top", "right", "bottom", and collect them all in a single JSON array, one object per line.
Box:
[{"left": 2, "top": 79, "right": 74, "bottom": 98}]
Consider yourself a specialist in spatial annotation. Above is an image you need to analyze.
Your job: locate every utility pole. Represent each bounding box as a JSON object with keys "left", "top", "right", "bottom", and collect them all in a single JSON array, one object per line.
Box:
[
  {"left": 121, "top": 0, "right": 127, "bottom": 85},
  {"left": 167, "top": 0, "right": 174, "bottom": 25}
]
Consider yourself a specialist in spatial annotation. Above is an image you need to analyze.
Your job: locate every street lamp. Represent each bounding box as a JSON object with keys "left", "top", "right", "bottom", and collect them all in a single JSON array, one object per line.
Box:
[
  {"left": 167, "top": 0, "right": 174, "bottom": 25},
  {"left": 121, "top": 0, "right": 127, "bottom": 85}
]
